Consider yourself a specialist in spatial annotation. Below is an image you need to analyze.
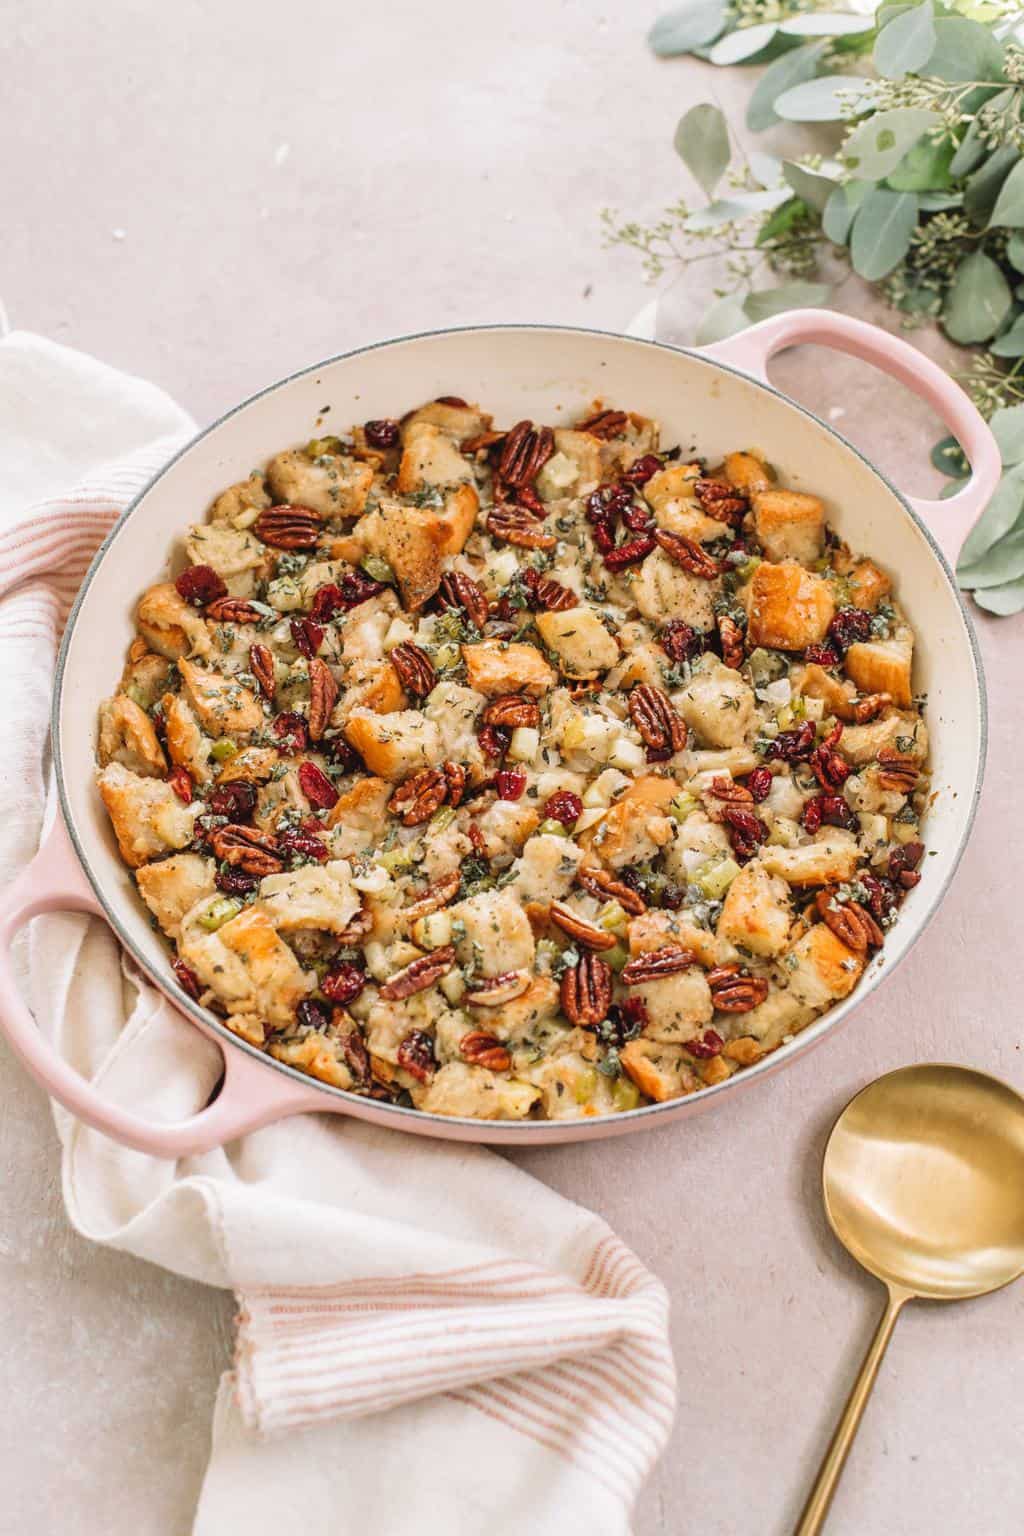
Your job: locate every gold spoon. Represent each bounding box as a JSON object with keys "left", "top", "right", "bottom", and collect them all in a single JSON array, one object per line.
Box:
[{"left": 796, "top": 1063, "right": 1024, "bottom": 1535}]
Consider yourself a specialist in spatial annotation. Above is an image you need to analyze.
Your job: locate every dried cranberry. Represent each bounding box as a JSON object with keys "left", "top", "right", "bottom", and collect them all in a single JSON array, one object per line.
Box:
[
  {"left": 322, "top": 733, "right": 361, "bottom": 773},
  {"left": 364, "top": 418, "right": 400, "bottom": 449},
  {"left": 277, "top": 826, "right": 330, "bottom": 863},
  {"left": 215, "top": 867, "right": 258, "bottom": 895},
  {"left": 604, "top": 533, "right": 657, "bottom": 570},
  {"left": 175, "top": 564, "right": 227, "bottom": 608},
  {"left": 291, "top": 617, "right": 324, "bottom": 658},
  {"left": 590, "top": 520, "right": 617, "bottom": 555},
  {"left": 803, "top": 794, "right": 856, "bottom": 833},
  {"left": 296, "top": 998, "right": 333, "bottom": 1033},
  {"left": 828, "top": 607, "right": 872, "bottom": 652},
  {"left": 771, "top": 721, "right": 816, "bottom": 763},
  {"left": 861, "top": 871, "right": 897, "bottom": 923},
  {"left": 805, "top": 643, "right": 841, "bottom": 668},
  {"left": 585, "top": 483, "right": 633, "bottom": 525},
  {"left": 604, "top": 998, "right": 648, "bottom": 1046},
  {"left": 298, "top": 761, "right": 339, "bottom": 810},
  {"left": 621, "top": 454, "right": 662, "bottom": 486},
  {"left": 172, "top": 958, "right": 202, "bottom": 999},
  {"left": 338, "top": 568, "right": 386, "bottom": 608},
  {"left": 543, "top": 790, "right": 582, "bottom": 826},
  {"left": 490, "top": 595, "right": 518, "bottom": 623},
  {"left": 660, "top": 882, "right": 686, "bottom": 910},
  {"left": 309, "top": 583, "right": 346, "bottom": 624},
  {"left": 722, "top": 806, "right": 768, "bottom": 862},
  {"left": 167, "top": 765, "right": 194, "bottom": 803},
  {"left": 496, "top": 768, "right": 527, "bottom": 801},
  {"left": 478, "top": 724, "right": 509, "bottom": 759},
  {"left": 397, "top": 1029, "right": 437, "bottom": 1082},
  {"left": 321, "top": 962, "right": 367, "bottom": 1006},
  {"left": 622, "top": 503, "right": 655, "bottom": 533},
  {"left": 207, "top": 781, "right": 257, "bottom": 822},
  {"left": 661, "top": 620, "right": 705, "bottom": 664},
  {"left": 684, "top": 1028, "right": 724, "bottom": 1060},
  {"left": 151, "top": 706, "right": 167, "bottom": 742},
  {"left": 747, "top": 767, "right": 773, "bottom": 803},
  {"left": 888, "top": 841, "right": 924, "bottom": 889},
  {"left": 273, "top": 712, "right": 309, "bottom": 754}
]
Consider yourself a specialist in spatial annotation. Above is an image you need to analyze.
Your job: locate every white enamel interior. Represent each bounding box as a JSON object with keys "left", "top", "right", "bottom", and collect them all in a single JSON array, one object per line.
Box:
[{"left": 54, "top": 325, "right": 985, "bottom": 1141}]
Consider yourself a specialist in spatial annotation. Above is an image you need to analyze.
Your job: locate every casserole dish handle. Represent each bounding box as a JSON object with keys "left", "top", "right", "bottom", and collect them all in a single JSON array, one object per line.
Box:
[
  {"left": 0, "top": 818, "right": 328, "bottom": 1157},
  {"left": 698, "top": 309, "right": 1002, "bottom": 566}
]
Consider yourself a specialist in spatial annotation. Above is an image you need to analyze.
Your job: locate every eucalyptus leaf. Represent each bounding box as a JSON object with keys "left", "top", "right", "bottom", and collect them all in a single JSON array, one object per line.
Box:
[
  {"left": 843, "top": 108, "right": 941, "bottom": 180},
  {"left": 956, "top": 461, "right": 1024, "bottom": 566},
  {"left": 756, "top": 196, "right": 806, "bottom": 245},
  {"left": 709, "top": 22, "right": 778, "bottom": 64},
  {"left": 931, "top": 435, "right": 967, "bottom": 477},
  {"left": 916, "top": 190, "right": 962, "bottom": 211},
  {"left": 964, "top": 147, "right": 1020, "bottom": 225},
  {"left": 850, "top": 188, "right": 919, "bottom": 280},
  {"left": 682, "top": 187, "right": 790, "bottom": 231},
  {"left": 774, "top": 74, "right": 875, "bottom": 123},
  {"left": 695, "top": 293, "right": 751, "bottom": 345},
  {"left": 874, "top": 0, "right": 936, "bottom": 78},
  {"left": 746, "top": 41, "right": 828, "bottom": 133},
  {"left": 957, "top": 524, "right": 1024, "bottom": 588},
  {"left": 989, "top": 157, "right": 1024, "bottom": 227},
  {"left": 948, "top": 119, "right": 989, "bottom": 180},
  {"left": 923, "top": 16, "right": 1005, "bottom": 82},
  {"left": 779, "top": 13, "right": 874, "bottom": 36},
  {"left": 943, "top": 249, "right": 1013, "bottom": 343},
  {"left": 990, "top": 314, "right": 1024, "bottom": 356},
  {"left": 674, "top": 104, "right": 731, "bottom": 201},
  {"left": 782, "top": 160, "right": 840, "bottom": 213},
  {"left": 1007, "top": 232, "right": 1024, "bottom": 272},
  {"left": 989, "top": 403, "right": 1024, "bottom": 465},
  {"left": 648, "top": 0, "right": 727, "bottom": 56},
  {"left": 743, "top": 282, "right": 831, "bottom": 321},
  {"left": 749, "top": 151, "right": 785, "bottom": 188},
  {"left": 886, "top": 135, "right": 954, "bottom": 192},
  {"left": 972, "top": 577, "right": 1024, "bottom": 615},
  {"left": 822, "top": 180, "right": 872, "bottom": 243}
]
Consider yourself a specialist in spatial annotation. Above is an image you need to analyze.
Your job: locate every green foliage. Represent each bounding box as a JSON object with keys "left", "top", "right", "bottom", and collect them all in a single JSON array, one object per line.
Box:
[{"left": 606, "top": 0, "right": 1024, "bottom": 612}]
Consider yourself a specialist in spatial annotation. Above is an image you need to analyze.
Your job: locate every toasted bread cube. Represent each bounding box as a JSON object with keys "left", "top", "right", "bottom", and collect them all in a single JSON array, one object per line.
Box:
[
  {"left": 717, "top": 861, "right": 793, "bottom": 959},
  {"left": 97, "top": 695, "right": 166, "bottom": 778},
  {"left": 762, "top": 832, "right": 862, "bottom": 887},
  {"left": 736, "top": 988, "right": 814, "bottom": 1049},
  {"left": 177, "top": 657, "right": 263, "bottom": 738},
  {"left": 136, "top": 582, "right": 211, "bottom": 660},
  {"left": 184, "top": 524, "right": 268, "bottom": 598},
  {"left": 511, "top": 832, "right": 584, "bottom": 903},
  {"left": 179, "top": 902, "right": 312, "bottom": 1027},
  {"left": 552, "top": 428, "right": 604, "bottom": 489},
  {"left": 343, "top": 708, "right": 442, "bottom": 780},
  {"left": 746, "top": 562, "right": 835, "bottom": 650},
  {"left": 209, "top": 472, "right": 270, "bottom": 528},
  {"left": 784, "top": 923, "right": 865, "bottom": 1009},
  {"left": 841, "top": 709, "right": 927, "bottom": 766},
  {"left": 462, "top": 640, "right": 555, "bottom": 697},
  {"left": 118, "top": 641, "right": 174, "bottom": 714},
  {"left": 620, "top": 1039, "right": 699, "bottom": 1102},
  {"left": 136, "top": 853, "right": 215, "bottom": 938},
  {"left": 451, "top": 889, "right": 535, "bottom": 976},
  {"left": 160, "top": 692, "right": 213, "bottom": 784},
  {"left": 402, "top": 399, "right": 492, "bottom": 441},
  {"left": 797, "top": 663, "right": 867, "bottom": 725},
  {"left": 627, "top": 908, "right": 721, "bottom": 969},
  {"left": 653, "top": 499, "right": 728, "bottom": 545},
  {"left": 587, "top": 783, "right": 674, "bottom": 870},
  {"left": 266, "top": 448, "right": 372, "bottom": 520},
  {"left": 661, "top": 811, "right": 732, "bottom": 886},
  {"left": 844, "top": 637, "right": 913, "bottom": 708},
  {"left": 414, "top": 1062, "right": 541, "bottom": 1120},
  {"left": 325, "top": 775, "right": 393, "bottom": 848},
  {"left": 678, "top": 658, "right": 756, "bottom": 750},
  {"left": 258, "top": 861, "right": 362, "bottom": 935},
  {"left": 606, "top": 638, "right": 667, "bottom": 691},
  {"left": 752, "top": 490, "right": 824, "bottom": 566},
  {"left": 396, "top": 422, "right": 475, "bottom": 492},
  {"left": 723, "top": 451, "right": 773, "bottom": 494},
  {"left": 341, "top": 659, "right": 406, "bottom": 717},
  {"left": 535, "top": 606, "right": 619, "bottom": 679},
  {"left": 270, "top": 1031, "right": 355, "bottom": 1091},
  {"left": 848, "top": 559, "right": 892, "bottom": 612},
  {"left": 216, "top": 746, "right": 279, "bottom": 785},
  {"left": 97, "top": 763, "right": 197, "bottom": 868},
  {"left": 474, "top": 801, "right": 541, "bottom": 861},
  {"left": 368, "top": 490, "right": 478, "bottom": 610},
  {"left": 643, "top": 463, "right": 700, "bottom": 511},
  {"left": 633, "top": 549, "right": 717, "bottom": 631}
]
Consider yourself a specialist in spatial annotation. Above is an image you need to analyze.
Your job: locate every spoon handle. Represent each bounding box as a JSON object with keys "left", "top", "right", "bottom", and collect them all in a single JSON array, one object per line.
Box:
[{"left": 793, "top": 1286, "right": 908, "bottom": 1535}]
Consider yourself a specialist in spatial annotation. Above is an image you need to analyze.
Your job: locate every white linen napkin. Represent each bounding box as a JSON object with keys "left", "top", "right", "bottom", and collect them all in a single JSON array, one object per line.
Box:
[{"left": 0, "top": 331, "right": 676, "bottom": 1535}]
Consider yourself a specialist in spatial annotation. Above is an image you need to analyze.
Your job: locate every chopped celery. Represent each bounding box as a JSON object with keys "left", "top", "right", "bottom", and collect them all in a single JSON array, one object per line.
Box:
[
  {"left": 670, "top": 791, "right": 699, "bottom": 824},
  {"left": 210, "top": 738, "right": 238, "bottom": 763},
  {"left": 697, "top": 857, "right": 741, "bottom": 900},
  {"left": 429, "top": 806, "right": 455, "bottom": 834},
  {"left": 361, "top": 553, "right": 395, "bottom": 584},
  {"left": 537, "top": 818, "right": 570, "bottom": 838},
  {"left": 612, "top": 1076, "right": 640, "bottom": 1112},
  {"left": 597, "top": 901, "right": 628, "bottom": 934},
  {"left": 306, "top": 435, "right": 344, "bottom": 458},
  {"left": 574, "top": 1067, "right": 598, "bottom": 1105},
  {"left": 604, "top": 942, "right": 629, "bottom": 973},
  {"left": 198, "top": 897, "right": 241, "bottom": 932},
  {"left": 379, "top": 846, "right": 417, "bottom": 874}
]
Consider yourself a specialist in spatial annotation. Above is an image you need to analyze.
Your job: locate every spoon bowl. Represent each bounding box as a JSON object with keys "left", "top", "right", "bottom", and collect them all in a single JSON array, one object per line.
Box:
[{"left": 796, "top": 1064, "right": 1024, "bottom": 1534}]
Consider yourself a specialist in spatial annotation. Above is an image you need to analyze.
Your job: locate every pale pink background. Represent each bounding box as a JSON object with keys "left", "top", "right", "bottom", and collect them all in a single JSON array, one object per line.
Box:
[{"left": 3, "top": 2, "right": 1021, "bottom": 1532}]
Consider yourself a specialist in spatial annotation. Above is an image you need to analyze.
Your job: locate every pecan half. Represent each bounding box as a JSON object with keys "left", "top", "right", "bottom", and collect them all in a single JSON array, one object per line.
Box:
[
  {"left": 721, "top": 805, "right": 768, "bottom": 862},
  {"left": 706, "top": 963, "right": 769, "bottom": 1013},
  {"left": 621, "top": 947, "right": 698, "bottom": 985},
  {"left": 849, "top": 692, "right": 891, "bottom": 724},
  {"left": 460, "top": 428, "right": 506, "bottom": 455},
  {"left": 717, "top": 614, "right": 745, "bottom": 670},
  {"left": 209, "top": 824, "right": 283, "bottom": 877},
  {"left": 403, "top": 870, "right": 462, "bottom": 921},
  {"left": 707, "top": 775, "right": 754, "bottom": 808},
  {"left": 206, "top": 597, "right": 264, "bottom": 624},
  {"left": 253, "top": 505, "right": 323, "bottom": 549},
  {"left": 876, "top": 748, "right": 920, "bottom": 793},
  {"left": 498, "top": 421, "right": 555, "bottom": 488},
  {"left": 459, "top": 1031, "right": 512, "bottom": 1071},
  {"left": 694, "top": 477, "right": 749, "bottom": 525},
  {"left": 549, "top": 901, "right": 617, "bottom": 952},
  {"left": 338, "top": 909, "right": 374, "bottom": 945},
  {"left": 389, "top": 767, "right": 448, "bottom": 826},
  {"left": 576, "top": 408, "right": 629, "bottom": 440},
  {"left": 443, "top": 760, "right": 467, "bottom": 807},
  {"left": 487, "top": 504, "right": 556, "bottom": 550},
  {"left": 889, "top": 840, "right": 924, "bottom": 889},
  {"left": 438, "top": 570, "right": 489, "bottom": 630},
  {"left": 465, "top": 970, "right": 532, "bottom": 1007},
  {"left": 531, "top": 575, "right": 577, "bottom": 611},
  {"left": 395, "top": 1028, "right": 438, "bottom": 1080},
  {"left": 249, "top": 643, "right": 276, "bottom": 702},
  {"left": 654, "top": 529, "right": 721, "bottom": 579},
  {"left": 381, "top": 947, "right": 456, "bottom": 1002},
  {"left": 810, "top": 722, "right": 851, "bottom": 790},
  {"left": 307, "top": 657, "right": 339, "bottom": 742},
  {"left": 576, "top": 867, "right": 646, "bottom": 916},
  {"left": 391, "top": 641, "right": 437, "bottom": 698},
  {"left": 560, "top": 952, "right": 613, "bottom": 1027},
  {"left": 628, "top": 684, "right": 686, "bottom": 756},
  {"left": 483, "top": 694, "right": 541, "bottom": 730},
  {"left": 815, "top": 889, "right": 885, "bottom": 953}
]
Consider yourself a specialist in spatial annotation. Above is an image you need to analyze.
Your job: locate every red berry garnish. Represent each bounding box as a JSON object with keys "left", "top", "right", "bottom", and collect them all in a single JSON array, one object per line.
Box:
[
  {"left": 298, "top": 761, "right": 339, "bottom": 810},
  {"left": 478, "top": 725, "right": 509, "bottom": 759},
  {"left": 888, "top": 841, "right": 924, "bottom": 889},
  {"left": 321, "top": 962, "right": 367, "bottom": 1006},
  {"left": 338, "top": 568, "right": 386, "bottom": 608},
  {"left": 805, "top": 643, "right": 840, "bottom": 668},
  {"left": 215, "top": 867, "right": 259, "bottom": 895},
  {"left": 771, "top": 721, "right": 816, "bottom": 764},
  {"left": 543, "top": 790, "right": 582, "bottom": 826},
  {"left": 309, "top": 583, "right": 346, "bottom": 624},
  {"left": 496, "top": 768, "right": 527, "bottom": 801},
  {"left": 661, "top": 620, "right": 705, "bottom": 664},
  {"left": 167, "top": 765, "right": 194, "bottom": 803},
  {"left": 273, "top": 712, "right": 309, "bottom": 753},
  {"left": 175, "top": 564, "right": 228, "bottom": 608},
  {"left": 622, "top": 454, "right": 662, "bottom": 486},
  {"left": 277, "top": 827, "right": 330, "bottom": 863},
  {"left": 828, "top": 607, "right": 872, "bottom": 652},
  {"left": 364, "top": 418, "right": 400, "bottom": 449},
  {"left": 604, "top": 533, "right": 657, "bottom": 570},
  {"left": 802, "top": 794, "right": 856, "bottom": 833},
  {"left": 721, "top": 806, "right": 768, "bottom": 862},
  {"left": 296, "top": 998, "right": 333, "bottom": 1033},
  {"left": 747, "top": 767, "right": 773, "bottom": 803},
  {"left": 683, "top": 1028, "right": 724, "bottom": 1060},
  {"left": 207, "top": 781, "right": 257, "bottom": 822},
  {"left": 172, "top": 959, "right": 202, "bottom": 999},
  {"left": 291, "top": 617, "right": 324, "bottom": 658}
]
